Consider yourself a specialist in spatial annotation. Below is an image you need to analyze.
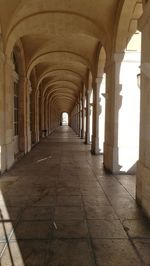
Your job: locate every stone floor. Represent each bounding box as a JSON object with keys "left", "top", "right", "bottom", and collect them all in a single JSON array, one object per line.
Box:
[{"left": 0, "top": 126, "right": 150, "bottom": 266}]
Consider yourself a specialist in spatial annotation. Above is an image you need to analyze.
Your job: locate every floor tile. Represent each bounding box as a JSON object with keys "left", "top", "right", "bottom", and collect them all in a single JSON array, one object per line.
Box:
[
  {"left": 93, "top": 239, "right": 141, "bottom": 266},
  {"left": 21, "top": 207, "right": 53, "bottom": 221},
  {"left": 88, "top": 219, "right": 127, "bottom": 238},
  {"left": 47, "top": 239, "right": 93, "bottom": 266},
  {"left": 123, "top": 219, "right": 150, "bottom": 238},
  {"left": 56, "top": 195, "right": 82, "bottom": 207},
  {"left": 54, "top": 206, "right": 85, "bottom": 220},
  {"left": 85, "top": 205, "right": 118, "bottom": 220},
  {"left": 52, "top": 219, "right": 88, "bottom": 238},
  {"left": 133, "top": 239, "right": 150, "bottom": 264},
  {"left": 11, "top": 221, "right": 51, "bottom": 240},
  {"left": 0, "top": 126, "right": 149, "bottom": 265},
  {"left": 0, "top": 240, "right": 49, "bottom": 266}
]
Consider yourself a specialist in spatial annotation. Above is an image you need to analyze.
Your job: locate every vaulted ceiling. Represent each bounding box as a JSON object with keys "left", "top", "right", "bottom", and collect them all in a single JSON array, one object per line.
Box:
[{"left": 0, "top": 0, "right": 143, "bottom": 114}]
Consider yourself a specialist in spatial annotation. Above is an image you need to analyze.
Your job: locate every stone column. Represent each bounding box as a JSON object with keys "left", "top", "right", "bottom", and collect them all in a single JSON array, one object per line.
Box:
[
  {"left": 75, "top": 103, "right": 78, "bottom": 133},
  {"left": 18, "top": 76, "right": 28, "bottom": 153},
  {"left": 81, "top": 86, "right": 85, "bottom": 139},
  {"left": 78, "top": 96, "right": 82, "bottom": 137},
  {"left": 75, "top": 104, "right": 78, "bottom": 134},
  {"left": 30, "top": 87, "right": 38, "bottom": 145},
  {"left": 136, "top": 5, "right": 150, "bottom": 218},
  {"left": 0, "top": 50, "right": 6, "bottom": 173},
  {"left": 36, "top": 90, "right": 40, "bottom": 142},
  {"left": 26, "top": 79, "right": 32, "bottom": 152},
  {"left": 91, "top": 78, "right": 102, "bottom": 154},
  {"left": 85, "top": 89, "right": 90, "bottom": 144},
  {"left": 39, "top": 92, "right": 45, "bottom": 138},
  {"left": 4, "top": 57, "right": 17, "bottom": 169},
  {"left": 79, "top": 96, "right": 82, "bottom": 137},
  {"left": 49, "top": 102, "right": 52, "bottom": 133},
  {"left": 47, "top": 101, "right": 50, "bottom": 134},
  {"left": 78, "top": 102, "right": 80, "bottom": 135},
  {"left": 104, "top": 53, "right": 124, "bottom": 172},
  {"left": 31, "top": 88, "right": 37, "bottom": 145},
  {"left": 44, "top": 97, "right": 48, "bottom": 136}
]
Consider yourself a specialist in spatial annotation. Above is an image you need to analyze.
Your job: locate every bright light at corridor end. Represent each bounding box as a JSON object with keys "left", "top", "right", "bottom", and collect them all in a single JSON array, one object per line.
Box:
[{"left": 62, "top": 112, "right": 69, "bottom": 126}]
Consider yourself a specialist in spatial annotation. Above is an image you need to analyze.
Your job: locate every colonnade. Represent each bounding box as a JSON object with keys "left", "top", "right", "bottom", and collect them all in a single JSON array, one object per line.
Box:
[
  {"left": 0, "top": 0, "right": 150, "bottom": 220},
  {"left": 69, "top": 2, "right": 150, "bottom": 218},
  {"left": 0, "top": 46, "right": 60, "bottom": 174}
]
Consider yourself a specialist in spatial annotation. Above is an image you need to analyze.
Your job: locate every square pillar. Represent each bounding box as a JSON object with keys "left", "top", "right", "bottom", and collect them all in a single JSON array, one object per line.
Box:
[
  {"left": 91, "top": 78, "right": 102, "bottom": 154},
  {"left": 81, "top": 86, "right": 85, "bottom": 139},
  {"left": 136, "top": 5, "right": 150, "bottom": 218},
  {"left": 85, "top": 89, "right": 90, "bottom": 144},
  {"left": 0, "top": 51, "right": 6, "bottom": 173},
  {"left": 104, "top": 53, "right": 124, "bottom": 172}
]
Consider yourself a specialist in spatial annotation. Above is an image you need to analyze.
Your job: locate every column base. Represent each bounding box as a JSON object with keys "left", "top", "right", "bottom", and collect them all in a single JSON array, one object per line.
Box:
[
  {"left": 19, "top": 135, "right": 28, "bottom": 154},
  {"left": 104, "top": 143, "right": 138, "bottom": 174},
  {"left": 81, "top": 129, "right": 85, "bottom": 139},
  {"left": 136, "top": 160, "right": 150, "bottom": 218},
  {"left": 85, "top": 132, "right": 90, "bottom": 144},
  {"left": 91, "top": 136, "right": 100, "bottom": 155},
  {"left": 5, "top": 142, "right": 15, "bottom": 171},
  {"left": 103, "top": 143, "right": 121, "bottom": 173}
]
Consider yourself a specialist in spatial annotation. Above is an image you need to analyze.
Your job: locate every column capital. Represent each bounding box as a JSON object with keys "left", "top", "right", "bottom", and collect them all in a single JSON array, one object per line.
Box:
[
  {"left": 138, "top": 1, "right": 150, "bottom": 31},
  {"left": 92, "top": 78, "right": 102, "bottom": 91},
  {"left": 105, "top": 52, "right": 125, "bottom": 72},
  {"left": 13, "top": 71, "right": 19, "bottom": 83},
  {"left": 112, "top": 53, "right": 125, "bottom": 63},
  {"left": 4, "top": 55, "right": 20, "bottom": 83},
  {"left": 96, "top": 76, "right": 103, "bottom": 87}
]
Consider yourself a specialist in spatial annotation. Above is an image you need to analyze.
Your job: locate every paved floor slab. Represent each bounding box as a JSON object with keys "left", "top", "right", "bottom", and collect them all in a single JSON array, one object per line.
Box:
[{"left": 0, "top": 126, "right": 149, "bottom": 265}]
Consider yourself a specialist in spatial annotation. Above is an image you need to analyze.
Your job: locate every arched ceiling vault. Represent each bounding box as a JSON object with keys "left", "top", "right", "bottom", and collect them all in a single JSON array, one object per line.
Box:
[
  {"left": 0, "top": 0, "right": 140, "bottom": 114},
  {"left": 45, "top": 88, "right": 77, "bottom": 100},
  {"left": 37, "top": 69, "right": 85, "bottom": 89},
  {"left": 40, "top": 80, "right": 81, "bottom": 95}
]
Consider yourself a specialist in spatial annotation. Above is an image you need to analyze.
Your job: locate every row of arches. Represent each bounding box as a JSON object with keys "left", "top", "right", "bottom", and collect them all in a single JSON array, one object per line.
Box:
[{"left": 71, "top": 32, "right": 141, "bottom": 172}]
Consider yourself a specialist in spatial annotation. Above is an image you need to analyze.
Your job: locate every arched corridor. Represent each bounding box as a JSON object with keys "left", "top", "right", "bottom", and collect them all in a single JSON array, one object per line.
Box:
[
  {"left": 0, "top": 0, "right": 150, "bottom": 264},
  {"left": 0, "top": 126, "right": 149, "bottom": 265}
]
